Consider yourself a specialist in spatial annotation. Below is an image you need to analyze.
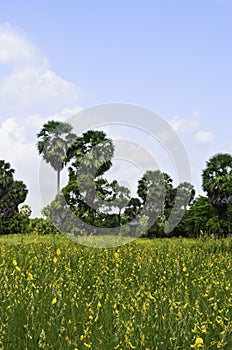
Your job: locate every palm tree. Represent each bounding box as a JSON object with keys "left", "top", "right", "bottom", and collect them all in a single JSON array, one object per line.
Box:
[
  {"left": 124, "top": 197, "right": 142, "bottom": 221},
  {"left": 175, "top": 182, "right": 195, "bottom": 210},
  {"left": 37, "top": 120, "right": 76, "bottom": 194},
  {"left": 67, "top": 130, "right": 114, "bottom": 176},
  {"left": 202, "top": 153, "right": 232, "bottom": 221},
  {"left": 137, "top": 170, "right": 166, "bottom": 227},
  {"left": 109, "top": 181, "right": 130, "bottom": 227},
  {"left": 64, "top": 130, "right": 114, "bottom": 228}
]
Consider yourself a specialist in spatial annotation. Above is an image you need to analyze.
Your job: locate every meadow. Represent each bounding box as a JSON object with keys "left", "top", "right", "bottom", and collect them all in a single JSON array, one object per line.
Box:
[{"left": 0, "top": 234, "right": 231, "bottom": 349}]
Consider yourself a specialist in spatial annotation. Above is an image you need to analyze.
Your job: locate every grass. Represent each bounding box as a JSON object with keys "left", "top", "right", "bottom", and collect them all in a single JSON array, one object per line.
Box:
[{"left": 0, "top": 234, "right": 231, "bottom": 349}]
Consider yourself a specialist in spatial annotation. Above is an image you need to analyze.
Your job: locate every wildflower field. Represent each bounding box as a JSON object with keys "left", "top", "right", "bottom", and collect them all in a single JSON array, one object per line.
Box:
[{"left": 0, "top": 235, "right": 231, "bottom": 349}]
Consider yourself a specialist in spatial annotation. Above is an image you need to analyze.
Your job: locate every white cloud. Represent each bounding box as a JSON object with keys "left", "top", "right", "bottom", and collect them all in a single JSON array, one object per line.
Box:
[
  {"left": 0, "top": 116, "right": 41, "bottom": 216},
  {"left": 0, "top": 22, "right": 84, "bottom": 216},
  {"left": 0, "top": 23, "right": 40, "bottom": 64},
  {"left": 0, "top": 23, "right": 80, "bottom": 117},
  {"left": 169, "top": 115, "right": 199, "bottom": 133},
  {"left": 195, "top": 130, "right": 214, "bottom": 144},
  {"left": 0, "top": 22, "right": 216, "bottom": 219},
  {"left": 169, "top": 114, "right": 214, "bottom": 146},
  {"left": 0, "top": 106, "right": 82, "bottom": 217}
]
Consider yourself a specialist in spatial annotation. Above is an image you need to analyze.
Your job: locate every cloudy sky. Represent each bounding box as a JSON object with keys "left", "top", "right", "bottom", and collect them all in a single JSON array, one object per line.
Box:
[{"left": 1, "top": 0, "right": 232, "bottom": 216}]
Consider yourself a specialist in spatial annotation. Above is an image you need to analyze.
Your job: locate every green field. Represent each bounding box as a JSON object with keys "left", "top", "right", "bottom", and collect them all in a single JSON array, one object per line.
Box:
[{"left": 0, "top": 235, "right": 231, "bottom": 349}]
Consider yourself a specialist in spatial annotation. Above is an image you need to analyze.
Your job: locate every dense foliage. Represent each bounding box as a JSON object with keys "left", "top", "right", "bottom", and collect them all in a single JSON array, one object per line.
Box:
[
  {"left": 37, "top": 120, "right": 76, "bottom": 193},
  {"left": 0, "top": 160, "right": 28, "bottom": 234},
  {"left": 202, "top": 153, "right": 232, "bottom": 236},
  {"left": 1, "top": 119, "right": 232, "bottom": 238}
]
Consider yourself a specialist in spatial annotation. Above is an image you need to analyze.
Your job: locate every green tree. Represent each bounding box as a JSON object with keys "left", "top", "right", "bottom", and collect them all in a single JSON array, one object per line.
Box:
[
  {"left": 37, "top": 120, "right": 76, "bottom": 194},
  {"left": 202, "top": 153, "right": 232, "bottom": 235},
  {"left": 29, "top": 217, "right": 58, "bottom": 235},
  {"left": 0, "top": 160, "right": 14, "bottom": 198},
  {"left": 5, "top": 205, "right": 32, "bottom": 235},
  {"left": 67, "top": 130, "right": 114, "bottom": 176},
  {"left": 206, "top": 216, "right": 225, "bottom": 238},
  {"left": 226, "top": 204, "right": 232, "bottom": 235},
  {"left": 175, "top": 182, "right": 195, "bottom": 210},
  {"left": 42, "top": 194, "right": 75, "bottom": 234},
  {"left": 109, "top": 181, "right": 131, "bottom": 227},
  {"left": 137, "top": 170, "right": 166, "bottom": 236},
  {"left": 63, "top": 130, "right": 114, "bottom": 229},
  {"left": 178, "top": 196, "right": 214, "bottom": 237},
  {"left": 163, "top": 173, "right": 176, "bottom": 209},
  {"left": 138, "top": 170, "right": 166, "bottom": 207},
  {"left": 124, "top": 198, "right": 142, "bottom": 221},
  {"left": 0, "top": 160, "right": 28, "bottom": 234}
]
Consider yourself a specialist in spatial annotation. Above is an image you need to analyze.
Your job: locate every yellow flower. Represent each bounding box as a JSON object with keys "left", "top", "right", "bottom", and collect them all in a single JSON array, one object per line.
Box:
[
  {"left": 191, "top": 337, "right": 204, "bottom": 348},
  {"left": 183, "top": 266, "right": 187, "bottom": 272},
  {"left": 216, "top": 316, "right": 222, "bottom": 324},
  {"left": 52, "top": 297, "right": 57, "bottom": 305},
  {"left": 27, "top": 272, "right": 33, "bottom": 281},
  {"left": 147, "top": 291, "right": 155, "bottom": 300},
  {"left": 12, "top": 259, "right": 17, "bottom": 266},
  {"left": 201, "top": 325, "right": 207, "bottom": 333},
  {"left": 196, "top": 338, "right": 204, "bottom": 346},
  {"left": 53, "top": 257, "right": 57, "bottom": 264},
  {"left": 56, "top": 248, "right": 61, "bottom": 256},
  {"left": 128, "top": 342, "right": 136, "bottom": 349},
  {"left": 192, "top": 325, "right": 197, "bottom": 333},
  {"left": 84, "top": 343, "right": 91, "bottom": 348}
]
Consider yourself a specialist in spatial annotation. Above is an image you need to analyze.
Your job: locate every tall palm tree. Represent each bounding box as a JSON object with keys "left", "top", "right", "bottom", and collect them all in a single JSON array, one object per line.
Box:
[
  {"left": 175, "top": 182, "right": 195, "bottom": 210},
  {"left": 109, "top": 181, "right": 131, "bottom": 227},
  {"left": 37, "top": 120, "right": 76, "bottom": 194},
  {"left": 67, "top": 130, "right": 114, "bottom": 176},
  {"left": 63, "top": 130, "right": 114, "bottom": 227},
  {"left": 202, "top": 153, "right": 232, "bottom": 220},
  {"left": 137, "top": 170, "right": 166, "bottom": 222}
]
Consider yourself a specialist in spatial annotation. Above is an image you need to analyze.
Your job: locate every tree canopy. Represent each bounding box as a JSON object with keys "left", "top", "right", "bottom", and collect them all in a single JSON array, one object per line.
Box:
[
  {"left": 3, "top": 118, "right": 232, "bottom": 238},
  {"left": 202, "top": 153, "right": 232, "bottom": 235},
  {"left": 37, "top": 120, "right": 76, "bottom": 193},
  {"left": 0, "top": 160, "right": 28, "bottom": 234}
]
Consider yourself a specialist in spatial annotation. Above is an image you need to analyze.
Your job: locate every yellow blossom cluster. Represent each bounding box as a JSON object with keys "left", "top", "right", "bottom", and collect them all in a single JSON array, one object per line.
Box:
[{"left": 0, "top": 235, "right": 231, "bottom": 349}]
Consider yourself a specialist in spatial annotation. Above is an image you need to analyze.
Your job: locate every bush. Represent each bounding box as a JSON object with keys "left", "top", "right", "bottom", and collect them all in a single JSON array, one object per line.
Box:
[
  {"left": 0, "top": 205, "right": 32, "bottom": 235},
  {"left": 29, "top": 218, "right": 58, "bottom": 235}
]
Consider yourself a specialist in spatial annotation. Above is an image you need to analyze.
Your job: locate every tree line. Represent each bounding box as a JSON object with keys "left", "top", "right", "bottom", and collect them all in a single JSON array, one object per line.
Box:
[{"left": 0, "top": 120, "right": 232, "bottom": 238}]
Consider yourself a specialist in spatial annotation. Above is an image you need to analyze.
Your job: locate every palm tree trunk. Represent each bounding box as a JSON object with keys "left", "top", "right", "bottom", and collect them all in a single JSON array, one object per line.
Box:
[
  {"left": 88, "top": 207, "right": 96, "bottom": 229},
  {"left": 118, "top": 209, "right": 121, "bottom": 227},
  {"left": 57, "top": 170, "right": 60, "bottom": 194}
]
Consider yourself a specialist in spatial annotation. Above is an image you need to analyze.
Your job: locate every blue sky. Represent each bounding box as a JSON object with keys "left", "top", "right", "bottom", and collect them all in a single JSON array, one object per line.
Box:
[{"left": 0, "top": 0, "right": 232, "bottom": 216}]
